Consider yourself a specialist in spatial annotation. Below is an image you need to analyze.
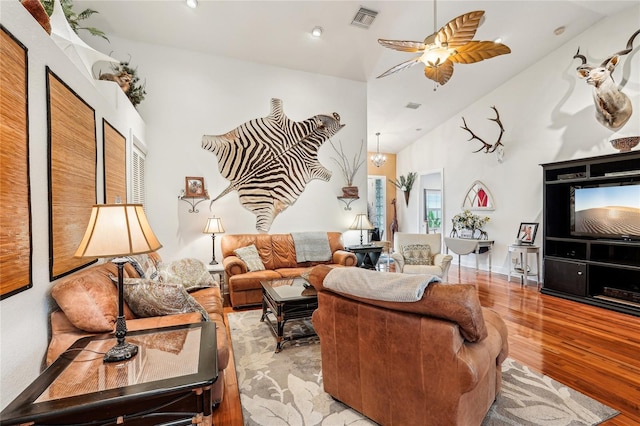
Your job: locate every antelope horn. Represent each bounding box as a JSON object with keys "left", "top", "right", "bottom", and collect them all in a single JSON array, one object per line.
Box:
[
  {"left": 573, "top": 47, "right": 588, "bottom": 65},
  {"left": 600, "top": 29, "right": 640, "bottom": 66}
]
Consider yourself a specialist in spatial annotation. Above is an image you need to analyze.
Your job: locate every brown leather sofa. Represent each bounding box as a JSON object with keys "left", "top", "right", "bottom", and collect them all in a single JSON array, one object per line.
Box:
[
  {"left": 309, "top": 265, "right": 509, "bottom": 425},
  {"left": 46, "top": 254, "right": 229, "bottom": 408},
  {"left": 221, "top": 232, "right": 356, "bottom": 308}
]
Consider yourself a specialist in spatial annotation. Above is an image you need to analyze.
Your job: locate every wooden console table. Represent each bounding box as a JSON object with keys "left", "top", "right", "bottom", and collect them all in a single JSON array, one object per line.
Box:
[
  {"left": 0, "top": 322, "right": 218, "bottom": 426},
  {"left": 444, "top": 237, "right": 494, "bottom": 271}
]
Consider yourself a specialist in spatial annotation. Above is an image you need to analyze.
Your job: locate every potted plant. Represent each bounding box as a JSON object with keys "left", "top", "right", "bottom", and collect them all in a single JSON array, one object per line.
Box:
[
  {"left": 451, "top": 209, "right": 490, "bottom": 239},
  {"left": 329, "top": 139, "right": 365, "bottom": 198},
  {"left": 389, "top": 172, "right": 417, "bottom": 206}
]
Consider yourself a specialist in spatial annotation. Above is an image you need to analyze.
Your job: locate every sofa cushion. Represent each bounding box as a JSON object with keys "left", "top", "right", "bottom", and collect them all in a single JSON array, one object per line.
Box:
[
  {"left": 234, "top": 245, "right": 265, "bottom": 271},
  {"left": 120, "top": 277, "right": 209, "bottom": 321},
  {"left": 50, "top": 262, "right": 131, "bottom": 332},
  {"left": 157, "top": 258, "right": 216, "bottom": 292},
  {"left": 402, "top": 244, "right": 432, "bottom": 265}
]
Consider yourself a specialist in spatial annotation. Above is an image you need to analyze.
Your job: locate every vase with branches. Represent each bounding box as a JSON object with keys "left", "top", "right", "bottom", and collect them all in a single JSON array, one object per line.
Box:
[
  {"left": 330, "top": 139, "right": 365, "bottom": 197},
  {"left": 389, "top": 172, "right": 417, "bottom": 206}
]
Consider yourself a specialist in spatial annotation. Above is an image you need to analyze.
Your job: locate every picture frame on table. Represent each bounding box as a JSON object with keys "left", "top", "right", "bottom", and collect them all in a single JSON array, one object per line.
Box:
[
  {"left": 185, "top": 176, "right": 205, "bottom": 197},
  {"left": 517, "top": 222, "right": 538, "bottom": 244}
]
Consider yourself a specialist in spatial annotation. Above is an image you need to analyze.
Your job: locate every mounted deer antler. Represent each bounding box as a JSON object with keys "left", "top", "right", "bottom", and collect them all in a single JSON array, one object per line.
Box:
[
  {"left": 573, "top": 29, "right": 639, "bottom": 130},
  {"left": 460, "top": 106, "right": 505, "bottom": 155}
]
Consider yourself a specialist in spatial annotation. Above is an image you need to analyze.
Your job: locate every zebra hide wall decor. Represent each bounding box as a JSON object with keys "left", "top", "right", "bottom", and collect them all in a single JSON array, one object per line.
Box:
[{"left": 202, "top": 98, "right": 345, "bottom": 232}]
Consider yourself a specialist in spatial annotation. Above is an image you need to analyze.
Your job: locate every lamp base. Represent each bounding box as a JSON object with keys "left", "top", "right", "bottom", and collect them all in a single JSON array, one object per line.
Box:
[
  {"left": 209, "top": 259, "right": 218, "bottom": 265},
  {"left": 103, "top": 341, "right": 139, "bottom": 363}
]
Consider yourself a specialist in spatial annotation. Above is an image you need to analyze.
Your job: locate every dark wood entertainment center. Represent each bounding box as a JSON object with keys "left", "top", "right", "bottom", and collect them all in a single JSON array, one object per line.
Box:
[{"left": 541, "top": 150, "right": 640, "bottom": 316}]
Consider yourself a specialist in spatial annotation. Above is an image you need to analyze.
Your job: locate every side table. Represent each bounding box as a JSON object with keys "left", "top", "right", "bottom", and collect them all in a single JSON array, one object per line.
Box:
[
  {"left": 0, "top": 322, "right": 218, "bottom": 426},
  {"left": 444, "top": 238, "right": 494, "bottom": 271},
  {"left": 508, "top": 244, "right": 541, "bottom": 288},
  {"left": 208, "top": 263, "right": 227, "bottom": 300},
  {"left": 345, "top": 245, "right": 383, "bottom": 270}
]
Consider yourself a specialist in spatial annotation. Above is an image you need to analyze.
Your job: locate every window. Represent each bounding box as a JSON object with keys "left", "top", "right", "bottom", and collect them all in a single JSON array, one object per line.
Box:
[{"left": 131, "top": 138, "right": 147, "bottom": 209}]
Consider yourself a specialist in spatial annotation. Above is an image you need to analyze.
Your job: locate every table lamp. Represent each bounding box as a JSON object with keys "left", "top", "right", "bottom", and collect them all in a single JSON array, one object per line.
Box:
[
  {"left": 349, "top": 213, "right": 374, "bottom": 245},
  {"left": 75, "top": 203, "right": 162, "bottom": 362},
  {"left": 203, "top": 217, "right": 225, "bottom": 265}
]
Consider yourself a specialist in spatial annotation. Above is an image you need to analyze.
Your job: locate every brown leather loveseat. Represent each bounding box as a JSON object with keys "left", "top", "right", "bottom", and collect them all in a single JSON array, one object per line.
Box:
[
  {"left": 221, "top": 232, "right": 356, "bottom": 308},
  {"left": 46, "top": 253, "right": 229, "bottom": 408},
  {"left": 309, "top": 265, "right": 509, "bottom": 425}
]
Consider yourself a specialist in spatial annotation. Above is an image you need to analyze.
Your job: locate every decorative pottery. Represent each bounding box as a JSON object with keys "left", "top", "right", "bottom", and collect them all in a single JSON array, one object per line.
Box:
[
  {"left": 610, "top": 136, "right": 639, "bottom": 153},
  {"left": 403, "top": 190, "right": 410, "bottom": 206},
  {"left": 342, "top": 186, "right": 359, "bottom": 198}
]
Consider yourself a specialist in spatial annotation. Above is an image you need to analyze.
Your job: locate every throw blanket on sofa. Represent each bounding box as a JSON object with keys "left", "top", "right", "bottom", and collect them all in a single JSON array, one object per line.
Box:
[
  {"left": 324, "top": 267, "right": 440, "bottom": 302},
  {"left": 291, "top": 232, "right": 332, "bottom": 262}
]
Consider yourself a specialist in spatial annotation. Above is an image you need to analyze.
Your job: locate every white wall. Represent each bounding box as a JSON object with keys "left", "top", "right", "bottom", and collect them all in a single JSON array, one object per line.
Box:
[
  {"left": 87, "top": 35, "right": 369, "bottom": 262},
  {"left": 0, "top": 1, "right": 145, "bottom": 409},
  {"left": 394, "top": 5, "right": 640, "bottom": 274}
]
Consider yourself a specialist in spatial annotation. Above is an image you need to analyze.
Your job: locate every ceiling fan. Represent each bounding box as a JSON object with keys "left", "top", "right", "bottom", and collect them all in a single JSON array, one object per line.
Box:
[{"left": 377, "top": 8, "right": 511, "bottom": 86}]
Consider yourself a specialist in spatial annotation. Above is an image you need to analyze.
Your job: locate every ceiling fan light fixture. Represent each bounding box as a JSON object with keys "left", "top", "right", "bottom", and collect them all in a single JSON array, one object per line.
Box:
[
  {"left": 420, "top": 47, "right": 453, "bottom": 66},
  {"left": 186, "top": 0, "right": 198, "bottom": 9},
  {"left": 371, "top": 132, "right": 387, "bottom": 167},
  {"left": 311, "top": 26, "right": 323, "bottom": 38}
]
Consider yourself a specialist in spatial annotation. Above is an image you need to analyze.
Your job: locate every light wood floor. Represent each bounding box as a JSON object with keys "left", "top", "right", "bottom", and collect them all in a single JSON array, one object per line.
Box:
[{"left": 213, "top": 266, "right": 640, "bottom": 425}]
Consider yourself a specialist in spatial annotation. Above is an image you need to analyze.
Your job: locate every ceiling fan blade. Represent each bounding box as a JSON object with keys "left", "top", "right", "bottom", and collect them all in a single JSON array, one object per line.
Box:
[
  {"left": 378, "top": 39, "right": 426, "bottom": 53},
  {"left": 449, "top": 41, "right": 511, "bottom": 64},
  {"left": 377, "top": 56, "right": 422, "bottom": 78},
  {"left": 437, "top": 10, "right": 484, "bottom": 48},
  {"left": 424, "top": 60, "right": 454, "bottom": 85}
]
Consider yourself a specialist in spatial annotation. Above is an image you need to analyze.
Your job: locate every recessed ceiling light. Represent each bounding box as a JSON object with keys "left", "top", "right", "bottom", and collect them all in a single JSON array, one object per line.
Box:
[
  {"left": 186, "top": 0, "right": 197, "bottom": 8},
  {"left": 405, "top": 102, "right": 421, "bottom": 110},
  {"left": 554, "top": 26, "right": 566, "bottom": 36},
  {"left": 311, "top": 26, "right": 323, "bottom": 38}
]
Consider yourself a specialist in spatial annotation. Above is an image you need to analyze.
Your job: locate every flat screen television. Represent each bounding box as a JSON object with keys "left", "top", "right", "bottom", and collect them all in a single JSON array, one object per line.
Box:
[{"left": 570, "top": 182, "right": 640, "bottom": 240}]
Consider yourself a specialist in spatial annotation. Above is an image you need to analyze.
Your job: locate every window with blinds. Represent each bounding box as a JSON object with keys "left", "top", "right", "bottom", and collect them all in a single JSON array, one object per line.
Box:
[{"left": 131, "top": 143, "right": 147, "bottom": 208}]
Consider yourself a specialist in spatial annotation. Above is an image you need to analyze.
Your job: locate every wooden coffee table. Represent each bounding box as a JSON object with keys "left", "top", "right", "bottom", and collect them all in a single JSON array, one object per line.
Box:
[
  {"left": 0, "top": 322, "right": 218, "bottom": 426},
  {"left": 261, "top": 277, "right": 318, "bottom": 353}
]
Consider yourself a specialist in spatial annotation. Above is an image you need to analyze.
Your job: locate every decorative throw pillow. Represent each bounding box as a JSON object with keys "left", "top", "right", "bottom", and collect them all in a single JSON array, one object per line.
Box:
[
  {"left": 402, "top": 244, "right": 432, "bottom": 265},
  {"left": 128, "top": 253, "right": 160, "bottom": 279},
  {"left": 117, "top": 277, "right": 209, "bottom": 321},
  {"left": 234, "top": 244, "right": 265, "bottom": 272},
  {"left": 157, "top": 258, "right": 216, "bottom": 292}
]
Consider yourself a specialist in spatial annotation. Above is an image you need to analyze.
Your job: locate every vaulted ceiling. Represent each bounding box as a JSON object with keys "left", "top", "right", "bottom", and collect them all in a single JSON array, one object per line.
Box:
[{"left": 76, "top": 0, "right": 637, "bottom": 153}]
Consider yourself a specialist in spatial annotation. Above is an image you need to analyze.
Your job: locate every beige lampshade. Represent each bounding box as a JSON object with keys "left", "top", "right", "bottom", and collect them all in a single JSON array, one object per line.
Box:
[
  {"left": 203, "top": 217, "right": 225, "bottom": 234},
  {"left": 349, "top": 213, "right": 374, "bottom": 231},
  {"left": 74, "top": 204, "right": 162, "bottom": 258}
]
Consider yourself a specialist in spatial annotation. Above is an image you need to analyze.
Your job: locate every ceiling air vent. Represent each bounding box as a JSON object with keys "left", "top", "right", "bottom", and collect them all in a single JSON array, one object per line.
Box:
[
  {"left": 405, "top": 102, "right": 422, "bottom": 110},
  {"left": 351, "top": 7, "right": 378, "bottom": 29}
]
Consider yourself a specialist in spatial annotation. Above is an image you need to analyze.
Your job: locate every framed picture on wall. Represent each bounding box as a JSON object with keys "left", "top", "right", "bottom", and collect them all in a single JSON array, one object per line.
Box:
[
  {"left": 517, "top": 222, "right": 539, "bottom": 244},
  {"left": 185, "top": 176, "right": 205, "bottom": 197}
]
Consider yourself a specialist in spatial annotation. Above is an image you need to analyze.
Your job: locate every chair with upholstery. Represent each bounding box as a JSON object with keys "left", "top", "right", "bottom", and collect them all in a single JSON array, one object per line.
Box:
[{"left": 391, "top": 232, "right": 452, "bottom": 282}]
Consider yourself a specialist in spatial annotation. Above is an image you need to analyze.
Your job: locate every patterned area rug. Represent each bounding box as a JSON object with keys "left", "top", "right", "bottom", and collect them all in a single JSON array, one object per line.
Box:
[{"left": 228, "top": 310, "right": 618, "bottom": 425}]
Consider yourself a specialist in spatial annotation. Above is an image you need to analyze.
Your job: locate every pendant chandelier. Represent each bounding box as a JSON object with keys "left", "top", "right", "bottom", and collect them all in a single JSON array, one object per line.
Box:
[{"left": 371, "top": 132, "right": 386, "bottom": 167}]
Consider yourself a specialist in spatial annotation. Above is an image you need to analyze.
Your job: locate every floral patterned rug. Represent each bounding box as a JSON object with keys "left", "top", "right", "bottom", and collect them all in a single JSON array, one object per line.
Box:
[{"left": 228, "top": 310, "right": 618, "bottom": 425}]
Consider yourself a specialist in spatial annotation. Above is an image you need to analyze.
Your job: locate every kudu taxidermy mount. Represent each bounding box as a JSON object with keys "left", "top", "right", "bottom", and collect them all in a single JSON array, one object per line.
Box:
[
  {"left": 460, "top": 106, "right": 505, "bottom": 163},
  {"left": 573, "top": 29, "right": 639, "bottom": 131}
]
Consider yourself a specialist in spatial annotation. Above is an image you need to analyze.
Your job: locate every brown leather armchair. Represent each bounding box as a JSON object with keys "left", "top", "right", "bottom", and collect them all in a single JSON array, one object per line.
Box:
[{"left": 309, "top": 265, "right": 508, "bottom": 425}]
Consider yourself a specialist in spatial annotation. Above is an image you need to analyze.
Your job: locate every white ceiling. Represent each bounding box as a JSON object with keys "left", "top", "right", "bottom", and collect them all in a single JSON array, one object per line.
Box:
[{"left": 76, "top": 0, "right": 637, "bottom": 153}]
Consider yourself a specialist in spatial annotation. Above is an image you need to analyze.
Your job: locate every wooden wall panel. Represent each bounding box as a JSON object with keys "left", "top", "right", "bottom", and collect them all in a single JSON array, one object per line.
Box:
[
  {"left": 103, "top": 119, "right": 127, "bottom": 204},
  {"left": 47, "top": 68, "right": 97, "bottom": 280},
  {"left": 0, "top": 25, "right": 32, "bottom": 299}
]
